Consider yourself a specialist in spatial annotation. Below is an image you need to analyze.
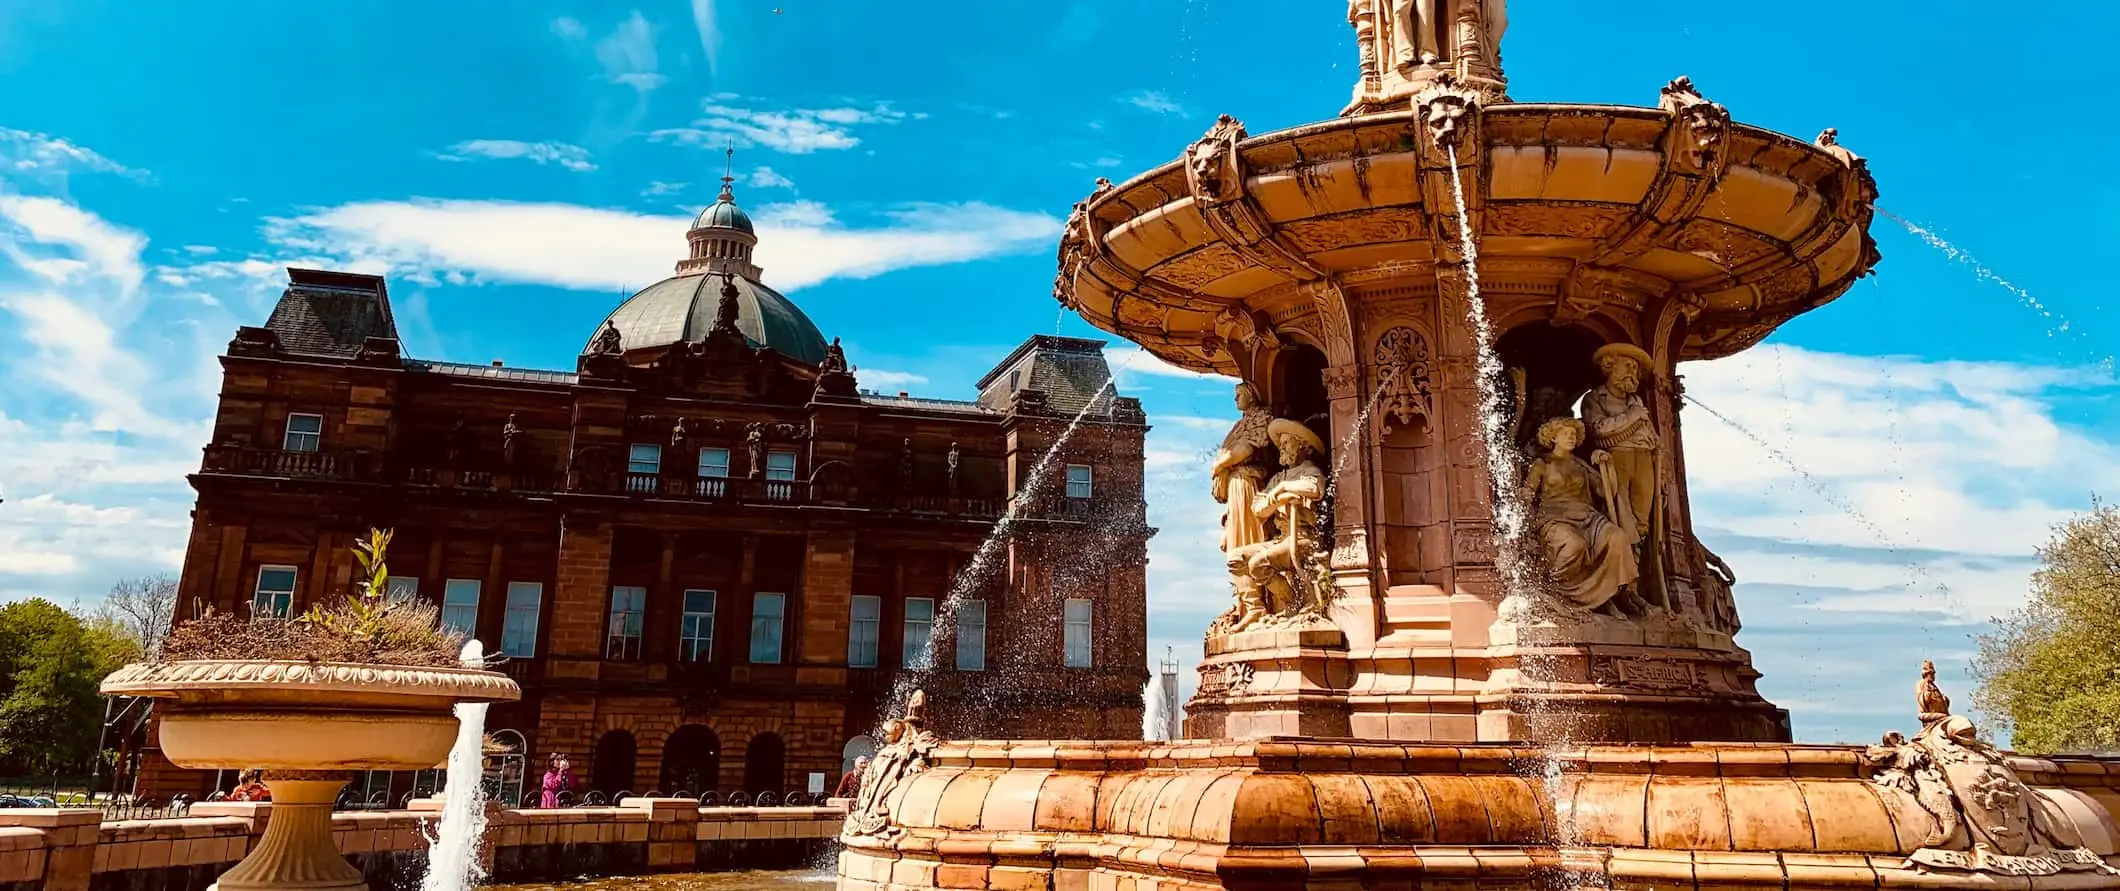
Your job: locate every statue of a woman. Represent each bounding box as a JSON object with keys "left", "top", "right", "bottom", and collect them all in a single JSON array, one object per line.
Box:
[
  {"left": 1522, "top": 417, "right": 1639, "bottom": 614},
  {"left": 1211, "top": 383, "right": 1275, "bottom": 557}
]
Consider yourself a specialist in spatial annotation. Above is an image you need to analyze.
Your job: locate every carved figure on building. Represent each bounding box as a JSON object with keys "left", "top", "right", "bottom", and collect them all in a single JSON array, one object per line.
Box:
[
  {"left": 669, "top": 417, "right": 688, "bottom": 449},
  {"left": 1388, "top": 0, "right": 1504, "bottom": 68},
  {"left": 1581, "top": 343, "right": 1665, "bottom": 605},
  {"left": 844, "top": 690, "right": 939, "bottom": 839},
  {"left": 501, "top": 414, "right": 522, "bottom": 467},
  {"left": 1695, "top": 537, "right": 1740, "bottom": 633},
  {"left": 591, "top": 321, "right": 623, "bottom": 357},
  {"left": 1859, "top": 663, "right": 2117, "bottom": 877},
  {"left": 1373, "top": 326, "right": 1434, "bottom": 433},
  {"left": 898, "top": 438, "right": 915, "bottom": 493},
  {"left": 712, "top": 274, "right": 742, "bottom": 337},
  {"left": 1657, "top": 77, "right": 1731, "bottom": 172},
  {"left": 945, "top": 442, "right": 961, "bottom": 497},
  {"left": 1521, "top": 417, "right": 1642, "bottom": 616},
  {"left": 744, "top": 423, "right": 766, "bottom": 479},
  {"left": 822, "top": 337, "right": 848, "bottom": 374},
  {"left": 1187, "top": 115, "right": 1246, "bottom": 203},
  {"left": 1220, "top": 419, "right": 1331, "bottom": 633},
  {"left": 1211, "top": 383, "right": 1276, "bottom": 559}
]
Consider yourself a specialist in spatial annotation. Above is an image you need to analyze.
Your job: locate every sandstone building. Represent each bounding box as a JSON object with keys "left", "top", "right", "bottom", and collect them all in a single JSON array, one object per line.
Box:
[{"left": 135, "top": 176, "right": 1151, "bottom": 802}]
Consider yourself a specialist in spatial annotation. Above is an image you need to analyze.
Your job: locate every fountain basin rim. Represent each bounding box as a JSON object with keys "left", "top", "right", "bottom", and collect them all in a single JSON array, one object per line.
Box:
[{"left": 101, "top": 658, "right": 522, "bottom": 707}]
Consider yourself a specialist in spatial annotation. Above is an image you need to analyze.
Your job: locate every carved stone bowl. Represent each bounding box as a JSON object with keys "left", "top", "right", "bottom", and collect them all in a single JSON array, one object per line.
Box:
[
  {"left": 1055, "top": 100, "right": 1881, "bottom": 375},
  {"left": 102, "top": 660, "right": 520, "bottom": 891}
]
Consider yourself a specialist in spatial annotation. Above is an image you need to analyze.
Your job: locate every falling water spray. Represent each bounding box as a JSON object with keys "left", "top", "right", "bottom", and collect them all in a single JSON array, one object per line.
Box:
[{"left": 420, "top": 640, "right": 492, "bottom": 891}]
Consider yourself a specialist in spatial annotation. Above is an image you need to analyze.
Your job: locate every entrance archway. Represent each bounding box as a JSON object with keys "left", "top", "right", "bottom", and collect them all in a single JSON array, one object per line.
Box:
[
  {"left": 742, "top": 732, "right": 785, "bottom": 794},
  {"left": 591, "top": 729, "right": 637, "bottom": 794},
  {"left": 659, "top": 725, "right": 721, "bottom": 794}
]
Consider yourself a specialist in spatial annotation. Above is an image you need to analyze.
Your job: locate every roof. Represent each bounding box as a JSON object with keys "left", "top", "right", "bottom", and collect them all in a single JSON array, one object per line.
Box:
[
  {"left": 692, "top": 178, "right": 754, "bottom": 234},
  {"left": 858, "top": 390, "right": 994, "bottom": 416},
  {"left": 262, "top": 268, "right": 400, "bottom": 358},
  {"left": 585, "top": 273, "right": 829, "bottom": 365},
  {"left": 975, "top": 335, "right": 1120, "bottom": 414},
  {"left": 404, "top": 360, "right": 579, "bottom": 385}
]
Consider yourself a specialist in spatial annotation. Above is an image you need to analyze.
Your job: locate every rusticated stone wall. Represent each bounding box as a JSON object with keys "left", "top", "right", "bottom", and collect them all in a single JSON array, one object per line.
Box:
[{"left": 0, "top": 799, "right": 844, "bottom": 891}]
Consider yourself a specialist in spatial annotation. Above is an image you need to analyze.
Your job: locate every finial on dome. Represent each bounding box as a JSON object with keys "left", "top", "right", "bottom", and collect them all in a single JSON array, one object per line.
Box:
[{"left": 721, "top": 141, "right": 736, "bottom": 200}]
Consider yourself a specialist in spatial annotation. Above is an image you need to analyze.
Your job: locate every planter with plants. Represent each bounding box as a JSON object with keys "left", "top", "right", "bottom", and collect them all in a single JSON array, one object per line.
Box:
[{"left": 101, "top": 530, "right": 519, "bottom": 891}]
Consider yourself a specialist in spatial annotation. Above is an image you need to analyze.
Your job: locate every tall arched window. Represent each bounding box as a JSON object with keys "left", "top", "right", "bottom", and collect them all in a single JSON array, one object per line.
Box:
[
  {"left": 660, "top": 725, "right": 722, "bottom": 794},
  {"left": 591, "top": 729, "right": 638, "bottom": 793},
  {"left": 742, "top": 732, "right": 786, "bottom": 793}
]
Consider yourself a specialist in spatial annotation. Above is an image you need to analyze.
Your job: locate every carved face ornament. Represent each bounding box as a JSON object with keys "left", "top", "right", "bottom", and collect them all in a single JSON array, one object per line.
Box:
[{"left": 1423, "top": 96, "right": 1469, "bottom": 148}]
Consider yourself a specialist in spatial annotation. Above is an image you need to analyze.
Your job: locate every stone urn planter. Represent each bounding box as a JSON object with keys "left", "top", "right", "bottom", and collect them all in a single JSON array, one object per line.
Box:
[{"left": 102, "top": 659, "right": 520, "bottom": 891}]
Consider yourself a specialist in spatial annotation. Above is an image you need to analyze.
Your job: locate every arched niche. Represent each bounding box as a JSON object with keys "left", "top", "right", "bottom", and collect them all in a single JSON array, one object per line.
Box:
[
  {"left": 1262, "top": 343, "right": 1331, "bottom": 438},
  {"left": 590, "top": 729, "right": 637, "bottom": 794},
  {"left": 743, "top": 732, "right": 787, "bottom": 793},
  {"left": 1496, "top": 323, "right": 1607, "bottom": 452},
  {"left": 659, "top": 724, "right": 721, "bottom": 794}
]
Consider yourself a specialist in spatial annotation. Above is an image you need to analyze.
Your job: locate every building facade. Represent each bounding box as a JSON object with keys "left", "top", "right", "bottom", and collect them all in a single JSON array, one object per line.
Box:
[{"left": 137, "top": 176, "right": 1152, "bottom": 803}]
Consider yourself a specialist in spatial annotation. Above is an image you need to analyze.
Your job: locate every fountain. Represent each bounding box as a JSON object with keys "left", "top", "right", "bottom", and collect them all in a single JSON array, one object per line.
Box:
[{"left": 837, "top": 2, "right": 2120, "bottom": 889}]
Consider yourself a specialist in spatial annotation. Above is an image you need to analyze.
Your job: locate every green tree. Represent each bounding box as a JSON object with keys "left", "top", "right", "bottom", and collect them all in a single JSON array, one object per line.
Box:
[
  {"left": 0, "top": 600, "right": 140, "bottom": 775},
  {"left": 1974, "top": 501, "right": 2120, "bottom": 753}
]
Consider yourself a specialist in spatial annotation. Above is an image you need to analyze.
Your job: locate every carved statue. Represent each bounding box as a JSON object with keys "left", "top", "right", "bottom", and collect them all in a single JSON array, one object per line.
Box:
[
  {"left": 1221, "top": 419, "right": 1330, "bottom": 633},
  {"left": 898, "top": 438, "right": 915, "bottom": 492},
  {"left": 1521, "top": 417, "right": 1642, "bottom": 616},
  {"left": 945, "top": 442, "right": 961, "bottom": 497},
  {"left": 1187, "top": 115, "right": 1246, "bottom": 202},
  {"left": 1581, "top": 343, "right": 1664, "bottom": 605},
  {"left": 591, "top": 321, "right": 623, "bottom": 357},
  {"left": 1695, "top": 537, "right": 1739, "bottom": 633},
  {"left": 744, "top": 423, "right": 766, "bottom": 479},
  {"left": 1211, "top": 383, "right": 1276, "bottom": 559},
  {"left": 843, "top": 691, "right": 939, "bottom": 839},
  {"left": 1859, "top": 663, "right": 2117, "bottom": 877},
  {"left": 501, "top": 414, "right": 522, "bottom": 466},
  {"left": 712, "top": 274, "right": 742, "bottom": 337},
  {"left": 1388, "top": 0, "right": 1504, "bottom": 68},
  {"left": 822, "top": 337, "right": 848, "bottom": 374},
  {"left": 669, "top": 417, "right": 688, "bottom": 448}
]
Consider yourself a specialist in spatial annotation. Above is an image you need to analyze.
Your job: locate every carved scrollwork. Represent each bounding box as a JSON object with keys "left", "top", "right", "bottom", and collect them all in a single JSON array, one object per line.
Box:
[
  {"left": 1302, "top": 279, "right": 1359, "bottom": 367},
  {"left": 1372, "top": 326, "right": 1434, "bottom": 433},
  {"left": 843, "top": 691, "right": 938, "bottom": 839},
  {"left": 1186, "top": 115, "right": 1248, "bottom": 205},
  {"left": 1657, "top": 76, "right": 1731, "bottom": 174},
  {"left": 1052, "top": 178, "right": 1112, "bottom": 307}
]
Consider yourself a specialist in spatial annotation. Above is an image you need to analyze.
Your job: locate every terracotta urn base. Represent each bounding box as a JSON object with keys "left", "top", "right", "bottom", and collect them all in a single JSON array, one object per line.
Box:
[{"left": 103, "top": 660, "right": 520, "bottom": 891}]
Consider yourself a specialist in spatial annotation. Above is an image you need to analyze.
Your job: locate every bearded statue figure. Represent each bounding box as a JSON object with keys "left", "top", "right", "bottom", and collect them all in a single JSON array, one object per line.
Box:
[{"left": 1221, "top": 419, "right": 1330, "bottom": 633}]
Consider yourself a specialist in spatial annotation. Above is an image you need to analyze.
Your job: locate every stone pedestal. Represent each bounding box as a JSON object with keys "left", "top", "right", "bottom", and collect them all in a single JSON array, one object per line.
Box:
[
  {"left": 1476, "top": 616, "right": 1791, "bottom": 743},
  {"left": 1182, "top": 626, "right": 1352, "bottom": 740}
]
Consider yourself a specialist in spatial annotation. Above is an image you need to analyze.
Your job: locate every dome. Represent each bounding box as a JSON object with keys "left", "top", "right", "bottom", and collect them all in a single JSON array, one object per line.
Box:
[
  {"left": 583, "top": 273, "right": 829, "bottom": 366},
  {"left": 692, "top": 186, "right": 754, "bottom": 234}
]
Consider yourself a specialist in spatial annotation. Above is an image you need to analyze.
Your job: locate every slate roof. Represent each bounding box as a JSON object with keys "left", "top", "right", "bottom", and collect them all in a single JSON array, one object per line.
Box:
[
  {"left": 974, "top": 335, "right": 1120, "bottom": 414},
  {"left": 404, "top": 360, "right": 579, "bottom": 386},
  {"left": 586, "top": 273, "right": 829, "bottom": 366},
  {"left": 262, "top": 269, "right": 400, "bottom": 358}
]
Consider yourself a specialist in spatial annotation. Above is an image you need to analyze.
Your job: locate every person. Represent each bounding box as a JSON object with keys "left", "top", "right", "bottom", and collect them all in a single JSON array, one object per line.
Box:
[
  {"left": 228, "top": 770, "right": 270, "bottom": 802},
  {"left": 539, "top": 752, "right": 573, "bottom": 808},
  {"left": 834, "top": 756, "right": 869, "bottom": 800}
]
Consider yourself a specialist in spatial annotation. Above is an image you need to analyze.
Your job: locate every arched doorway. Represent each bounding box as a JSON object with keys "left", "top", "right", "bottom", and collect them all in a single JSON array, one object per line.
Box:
[
  {"left": 659, "top": 725, "right": 721, "bottom": 794},
  {"left": 840, "top": 735, "right": 876, "bottom": 776},
  {"left": 742, "top": 732, "right": 785, "bottom": 794},
  {"left": 486, "top": 729, "right": 528, "bottom": 807},
  {"left": 1496, "top": 323, "right": 1605, "bottom": 453},
  {"left": 591, "top": 729, "right": 637, "bottom": 794}
]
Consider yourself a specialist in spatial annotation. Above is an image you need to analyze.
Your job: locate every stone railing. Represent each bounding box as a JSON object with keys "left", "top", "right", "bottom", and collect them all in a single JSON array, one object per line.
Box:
[{"left": 0, "top": 798, "right": 846, "bottom": 891}]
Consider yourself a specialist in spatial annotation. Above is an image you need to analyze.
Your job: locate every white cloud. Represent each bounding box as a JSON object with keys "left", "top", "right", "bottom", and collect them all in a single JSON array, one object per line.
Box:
[
  {"left": 554, "top": 10, "right": 666, "bottom": 91},
  {"left": 640, "top": 180, "right": 687, "bottom": 198},
  {"left": 180, "top": 244, "right": 217, "bottom": 256},
  {"left": 689, "top": 0, "right": 721, "bottom": 76},
  {"left": 437, "top": 139, "right": 597, "bottom": 172},
  {"left": 550, "top": 16, "right": 587, "bottom": 40},
  {"left": 259, "top": 196, "right": 1059, "bottom": 293},
  {"left": 858, "top": 369, "right": 928, "bottom": 389},
  {"left": 1124, "top": 90, "right": 1185, "bottom": 115},
  {"left": 652, "top": 100, "right": 911, "bottom": 154},
  {"left": 748, "top": 166, "right": 795, "bottom": 190},
  {"left": 0, "top": 127, "right": 142, "bottom": 180},
  {"left": 1106, "top": 346, "right": 1221, "bottom": 383}
]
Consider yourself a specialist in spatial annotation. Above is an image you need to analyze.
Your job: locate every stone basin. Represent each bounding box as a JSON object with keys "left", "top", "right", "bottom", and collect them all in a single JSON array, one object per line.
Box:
[{"left": 837, "top": 738, "right": 2120, "bottom": 890}]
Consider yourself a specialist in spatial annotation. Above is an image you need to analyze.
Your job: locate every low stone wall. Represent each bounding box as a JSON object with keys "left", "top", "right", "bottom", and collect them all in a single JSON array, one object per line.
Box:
[{"left": 0, "top": 798, "right": 845, "bottom": 891}]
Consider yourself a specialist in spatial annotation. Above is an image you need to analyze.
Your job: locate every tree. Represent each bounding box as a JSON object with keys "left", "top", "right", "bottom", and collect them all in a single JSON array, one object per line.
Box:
[
  {"left": 98, "top": 574, "right": 178, "bottom": 656},
  {"left": 0, "top": 600, "right": 139, "bottom": 775},
  {"left": 1973, "top": 501, "right": 2120, "bottom": 754}
]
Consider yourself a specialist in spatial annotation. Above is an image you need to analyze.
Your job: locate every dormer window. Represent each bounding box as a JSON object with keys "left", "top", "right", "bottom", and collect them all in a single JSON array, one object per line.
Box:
[{"left": 282, "top": 413, "right": 322, "bottom": 453}]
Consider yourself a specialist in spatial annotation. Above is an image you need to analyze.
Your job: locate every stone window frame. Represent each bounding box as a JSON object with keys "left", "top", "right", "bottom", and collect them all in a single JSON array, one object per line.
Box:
[
  {"left": 1064, "top": 464, "right": 1094, "bottom": 499},
  {"left": 1062, "top": 598, "right": 1094, "bottom": 668},
  {"left": 847, "top": 594, "right": 882, "bottom": 668},
  {"left": 606, "top": 585, "right": 647, "bottom": 660},
  {"left": 901, "top": 597, "right": 936, "bottom": 670},
  {"left": 281, "top": 412, "right": 323, "bottom": 453},
  {"left": 679, "top": 588, "right": 717, "bottom": 662},
  {"left": 955, "top": 599, "right": 987, "bottom": 672},
  {"left": 750, "top": 591, "right": 787, "bottom": 664},
  {"left": 252, "top": 565, "right": 298, "bottom": 619},
  {"left": 501, "top": 581, "right": 542, "bottom": 658},
  {"left": 441, "top": 579, "right": 481, "bottom": 637}
]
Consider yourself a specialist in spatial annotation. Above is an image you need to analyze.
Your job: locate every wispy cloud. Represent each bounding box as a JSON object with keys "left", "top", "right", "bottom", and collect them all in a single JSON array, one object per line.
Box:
[
  {"left": 554, "top": 10, "right": 666, "bottom": 92},
  {"left": 858, "top": 369, "right": 929, "bottom": 389},
  {"left": 1123, "top": 90, "right": 1185, "bottom": 116},
  {"left": 689, "top": 0, "right": 721, "bottom": 76},
  {"left": 640, "top": 180, "right": 687, "bottom": 198},
  {"left": 0, "top": 127, "right": 144, "bottom": 181},
  {"left": 651, "top": 100, "right": 912, "bottom": 154},
  {"left": 257, "top": 196, "right": 1060, "bottom": 293},
  {"left": 435, "top": 139, "right": 597, "bottom": 172},
  {"left": 748, "top": 166, "right": 794, "bottom": 190},
  {"left": 550, "top": 16, "right": 587, "bottom": 40}
]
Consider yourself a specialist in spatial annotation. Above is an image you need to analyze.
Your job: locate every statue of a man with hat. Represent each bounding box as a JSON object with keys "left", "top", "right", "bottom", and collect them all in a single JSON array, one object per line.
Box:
[
  {"left": 1580, "top": 342, "right": 1664, "bottom": 607},
  {"left": 1223, "top": 418, "right": 1330, "bottom": 631}
]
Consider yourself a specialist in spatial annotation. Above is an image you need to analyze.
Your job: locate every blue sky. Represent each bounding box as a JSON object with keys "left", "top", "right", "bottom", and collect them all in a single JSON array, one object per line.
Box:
[{"left": 2, "top": 0, "right": 2116, "bottom": 745}]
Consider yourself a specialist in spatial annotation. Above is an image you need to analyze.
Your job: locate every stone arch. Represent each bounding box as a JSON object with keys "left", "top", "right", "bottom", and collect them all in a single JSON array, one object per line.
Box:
[
  {"left": 840, "top": 735, "right": 877, "bottom": 776},
  {"left": 742, "top": 731, "right": 786, "bottom": 793},
  {"left": 659, "top": 725, "right": 722, "bottom": 794},
  {"left": 590, "top": 729, "right": 637, "bottom": 794}
]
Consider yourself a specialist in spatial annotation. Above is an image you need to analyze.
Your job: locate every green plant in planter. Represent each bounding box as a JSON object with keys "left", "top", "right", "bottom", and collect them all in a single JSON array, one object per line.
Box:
[{"left": 162, "top": 527, "right": 466, "bottom": 667}]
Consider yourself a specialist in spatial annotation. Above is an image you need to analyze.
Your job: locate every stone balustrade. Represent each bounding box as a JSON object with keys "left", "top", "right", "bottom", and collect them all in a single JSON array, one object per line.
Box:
[{"left": 0, "top": 798, "right": 846, "bottom": 891}]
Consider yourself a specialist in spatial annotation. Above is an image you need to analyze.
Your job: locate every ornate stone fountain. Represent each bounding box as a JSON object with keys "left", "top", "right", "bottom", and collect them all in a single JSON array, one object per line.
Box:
[{"left": 838, "top": 2, "right": 2120, "bottom": 888}]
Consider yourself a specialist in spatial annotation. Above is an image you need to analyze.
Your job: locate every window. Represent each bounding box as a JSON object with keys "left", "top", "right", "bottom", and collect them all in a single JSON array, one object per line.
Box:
[
  {"left": 385, "top": 577, "right": 419, "bottom": 603},
  {"left": 697, "top": 447, "right": 731, "bottom": 497},
  {"left": 441, "top": 579, "right": 481, "bottom": 636},
  {"left": 1008, "top": 370, "right": 1020, "bottom": 391},
  {"left": 680, "top": 590, "right": 716, "bottom": 662},
  {"left": 764, "top": 449, "right": 797, "bottom": 501},
  {"left": 282, "top": 413, "right": 322, "bottom": 453},
  {"left": 749, "top": 593, "right": 786, "bottom": 664},
  {"left": 253, "top": 566, "right": 298, "bottom": 618},
  {"left": 501, "top": 582, "right": 542, "bottom": 658},
  {"left": 1063, "top": 598, "right": 1093, "bottom": 668},
  {"left": 606, "top": 586, "right": 646, "bottom": 660},
  {"left": 627, "top": 444, "right": 662, "bottom": 494},
  {"left": 847, "top": 595, "right": 881, "bottom": 668},
  {"left": 956, "top": 600, "right": 987, "bottom": 672},
  {"left": 1065, "top": 464, "right": 1093, "bottom": 499},
  {"left": 901, "top": 598, "right": 935, "bottom": 670}
]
